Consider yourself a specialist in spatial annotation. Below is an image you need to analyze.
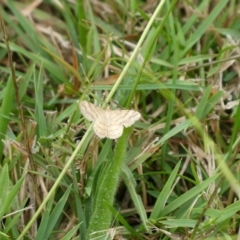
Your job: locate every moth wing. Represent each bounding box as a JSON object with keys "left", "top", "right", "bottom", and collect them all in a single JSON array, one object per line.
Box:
[
  {"left": 93, "top": 116, "right": 124, "bottom": 139},
  {"left": 106, "top": 123, "right": 123, "bottom": 139},
  {"left": 110, "top": 110, "right": 141, "bottom": 128},
  {"left": 79, "top": 101, "right": 103, "bottom": 121},
  {"left": 93, "top": 117, "right": 107, "bottom": 138}
]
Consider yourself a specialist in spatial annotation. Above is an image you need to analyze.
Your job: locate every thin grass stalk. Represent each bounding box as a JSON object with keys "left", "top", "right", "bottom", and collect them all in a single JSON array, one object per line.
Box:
[{"left": 104, "top": 0, "right": 167, "bottom": 106}]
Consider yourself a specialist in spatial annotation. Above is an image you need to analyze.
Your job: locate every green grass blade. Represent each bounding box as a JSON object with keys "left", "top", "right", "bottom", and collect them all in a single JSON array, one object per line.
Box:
[
  {"left": 182, "top": 0, "right": 229, "bottom": 57},
  {"left": 122, "top": 165, "right": 148, "bottom": 231},
  {"left": 35, "top": 195, "right": 54, "bottom": 240},
  {"left": 61, "top": 222, "right": 82, "bottom": 240},
  {"left": 34, "top": 66, "right": 47, "bottom": 137},
  {"left": 0, "top": 165, "right": 9, "bottom": 219},
  {"left": 0, "top": 169, "right": 25, "bottom": 220},
  {"left": 0, "top": 232, "right": 9, "bottom": 240},
  {"left": 160, "top": 173, "right": 221, "bottom": 217},
  {"left": 44, "top": 187, "right": 72, "bottom": 239},
  {"left": 0, "top": 75, "right": 14, "bottom": 160},
  {"left": 150, "top": 161, "right": 181, "bottom": 219}
]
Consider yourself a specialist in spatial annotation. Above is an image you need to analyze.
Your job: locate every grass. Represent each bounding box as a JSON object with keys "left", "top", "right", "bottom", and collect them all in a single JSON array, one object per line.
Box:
[{"left": 0, "top": 0, "right": 240, "bottom": 239}]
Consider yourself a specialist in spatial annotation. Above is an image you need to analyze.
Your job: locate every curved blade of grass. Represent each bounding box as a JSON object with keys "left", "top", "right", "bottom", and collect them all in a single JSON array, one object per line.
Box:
[
  {"left": 122, "top": 165, "right": 148, "bottom": 231},
  {"left": 215, "top": 200, "right": 240, "bottom": 224},
  {"left": 105, "top": 203, "right": 145, "bottom": 240},
  {"left": 35, "top": 194, "right": 54, "bottom": 240},
  {"left": 0, "top": 232, "right": 9, "bottom": 240},
  {"left": 150, "top": 161, "right": 181, "bottom": 219},
  {"left": 194, "top": 86, "right": 224, "bottom": 120},
  {"left": 160, "top": 173, "right": 221, "bottom": 217},
  {"left": 36, "top": 186, "right": 71, "bottom": 240},
  {"left": 61, "top": 222, "right": 82, "bottom": 240},
  {"left": 44, "top": 187, "right": 71, "bottom": 239}
]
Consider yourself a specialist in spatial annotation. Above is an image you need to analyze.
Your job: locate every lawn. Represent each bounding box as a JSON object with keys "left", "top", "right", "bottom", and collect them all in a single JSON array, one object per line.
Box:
[{"left": 0, "top": 0, "right": 240, "bottom": 239}]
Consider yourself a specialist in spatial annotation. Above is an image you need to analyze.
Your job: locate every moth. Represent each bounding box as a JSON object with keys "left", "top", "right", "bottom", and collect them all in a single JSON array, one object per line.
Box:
[{"left": 79, "top": 100, "right": 141, "bottom": 139}]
